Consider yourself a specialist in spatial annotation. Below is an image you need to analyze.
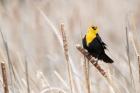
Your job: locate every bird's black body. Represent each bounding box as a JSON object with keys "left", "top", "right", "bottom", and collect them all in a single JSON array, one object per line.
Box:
[{"left": 82, "top": 34, "right": 113, "bottom": 63}]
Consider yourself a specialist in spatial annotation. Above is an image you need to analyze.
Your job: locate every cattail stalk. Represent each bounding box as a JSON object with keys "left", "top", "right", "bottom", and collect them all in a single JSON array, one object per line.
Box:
[
  {"left": 79, "top": 25, "right": 91, "bottom": 93},
  {"left": 76, "top": 45, "right": 107, "bottom": 77},
  {"left": 1, "top": 62, "right": 9, "bottom": 93},
  {"left": 60, "top": 24, "right": 74, "bottom": 93},
  {"left": 76, "top": 44, "right": 122, "bottom": 93},
  {"left": 83, "top": 56, "right": 91, "bottom": 93},
  {"left": 39, "top": 9, "right": 81, "bottom": 92}
]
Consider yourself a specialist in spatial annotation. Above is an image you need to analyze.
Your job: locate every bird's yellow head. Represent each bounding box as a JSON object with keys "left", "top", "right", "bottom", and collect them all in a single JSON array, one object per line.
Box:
[
  {"left": 87, "top": 26, "right": 99, "bottom": 34},
  {"left": 86, "top": 26, "right": 99, "bottom": 46}
]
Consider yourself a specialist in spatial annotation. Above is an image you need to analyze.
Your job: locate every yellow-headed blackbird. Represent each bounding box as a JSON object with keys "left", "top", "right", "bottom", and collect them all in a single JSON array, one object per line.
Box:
[{"left": 82, "top": 26, "right": 113, "bottom": 63}]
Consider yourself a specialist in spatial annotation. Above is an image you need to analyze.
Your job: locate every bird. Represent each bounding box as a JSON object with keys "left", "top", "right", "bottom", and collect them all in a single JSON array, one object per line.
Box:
[{"left": 82, "top": 26, "right": 113, "bottom": 63}]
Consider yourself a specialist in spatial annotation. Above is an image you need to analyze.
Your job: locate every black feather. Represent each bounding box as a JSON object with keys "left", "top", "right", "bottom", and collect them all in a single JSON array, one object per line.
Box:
[{"left": 82, "top": 34, "right": 113, "bottom": 63}]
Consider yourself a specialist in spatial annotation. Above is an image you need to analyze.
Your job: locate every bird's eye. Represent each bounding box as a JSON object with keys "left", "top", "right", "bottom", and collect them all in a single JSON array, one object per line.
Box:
[{"left": 92, "top": 26, "right": 97, "bottom": 30}]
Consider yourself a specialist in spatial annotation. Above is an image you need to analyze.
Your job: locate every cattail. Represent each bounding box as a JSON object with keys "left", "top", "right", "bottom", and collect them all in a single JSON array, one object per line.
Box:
[
  {"left": 83, "top": 58, "right": 91, "bottom": 93},
  {"left": 60, "top": 23, "right": 74, "bottom": 93}
]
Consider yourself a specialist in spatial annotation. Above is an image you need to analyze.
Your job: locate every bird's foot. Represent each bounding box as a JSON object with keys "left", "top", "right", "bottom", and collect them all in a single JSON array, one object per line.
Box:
[{"left": 95, "top": 59, "right": 99, "bottom": 64}]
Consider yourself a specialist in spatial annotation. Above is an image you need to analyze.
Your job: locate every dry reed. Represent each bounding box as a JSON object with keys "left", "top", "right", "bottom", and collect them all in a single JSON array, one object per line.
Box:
[
  {"left": 125, "top": 27, "right": 134, "bottom": 85},
  {"left": 38, "top": 8, "right": 79, "bottom": 78},
  {"left": 76, "top": 44, "right": 107, "bottom": 77},
  {"left": 60, "top": 23, "right": 74, "bottom": 93},
  {"left": 25, "top": 58, "right": 30, "bottom": 93},
  {"left": 80, "top": 27, "right": 91, "bottom": 93},
  {"left": 76, "top": 44, "right": 122, "bottom": 93},
  {"left": 0, "top": 30, "right": 15, "bottom": 93},
  {"left": 54, "top": 71, "right": 69, "bottom": 89},
  {"left": 41, "top": 87, "right": 67, "bottom": 93},
  {"left": 36, "top": 71, "right": 53, "bottom": 93},
  {"left": 39, "top": 9, "right": 81, "bottom": 92},
  {"left": 125, "top": 27, "right": 137, "bottom": 93},
  {"left": 83, "top": 58, "right": 90, "bottom": 93},
  {"left": 1, "top": 62, "right": 9, "bottom": 93},
  {"left": 127, "top": 14, "right": 140, "bottom": 84},
  {"left": 138, "top": 56, "right": 140, "bottom": 82},
  {"left": 129, "top": 31, "right": 140, "bottom": 82}
]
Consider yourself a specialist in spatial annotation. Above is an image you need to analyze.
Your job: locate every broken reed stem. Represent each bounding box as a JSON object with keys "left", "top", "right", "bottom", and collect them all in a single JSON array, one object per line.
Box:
[
  {"left": 125, "top": 27, "right": 136, "bottom": 90},
  {"left": 1, "top": 62, "right": 9, "bottom": 93},
  {"left": 60, "top": 24, "right": 73, "bottom": 93},
  {"left": 76, "top": 44, "right": 107, "bottom": 77}
]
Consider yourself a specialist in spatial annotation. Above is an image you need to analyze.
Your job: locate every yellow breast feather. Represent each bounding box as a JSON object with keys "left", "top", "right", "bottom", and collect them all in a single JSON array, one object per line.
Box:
[{"left": 86, "top": 29, "right": 96, "bottom": 46}]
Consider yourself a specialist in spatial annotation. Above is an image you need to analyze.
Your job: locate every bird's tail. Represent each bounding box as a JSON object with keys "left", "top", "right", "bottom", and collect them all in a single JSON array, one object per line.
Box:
[{"left": 99, "top": 53, "right": 113, "bottom": 63}]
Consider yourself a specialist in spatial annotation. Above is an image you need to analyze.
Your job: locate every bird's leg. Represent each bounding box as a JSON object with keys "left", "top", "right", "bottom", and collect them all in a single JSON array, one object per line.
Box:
[
  {"left": 96, "top": 54, "right": 101, "bottom": 64},
  {"left": 90, "top": 53, "right": 99, "bottom": 64},
  {"left": 96, "top": 58, "right": 99, "bottom": 63}
]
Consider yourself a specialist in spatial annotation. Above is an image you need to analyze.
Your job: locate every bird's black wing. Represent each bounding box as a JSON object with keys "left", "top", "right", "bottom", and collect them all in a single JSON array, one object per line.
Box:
[
  {"left": 96, "top": 34, "right": 107, "bottom": 49},
  {"left": 82, "top": 35, "right": 88, "bottom": 49}
]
